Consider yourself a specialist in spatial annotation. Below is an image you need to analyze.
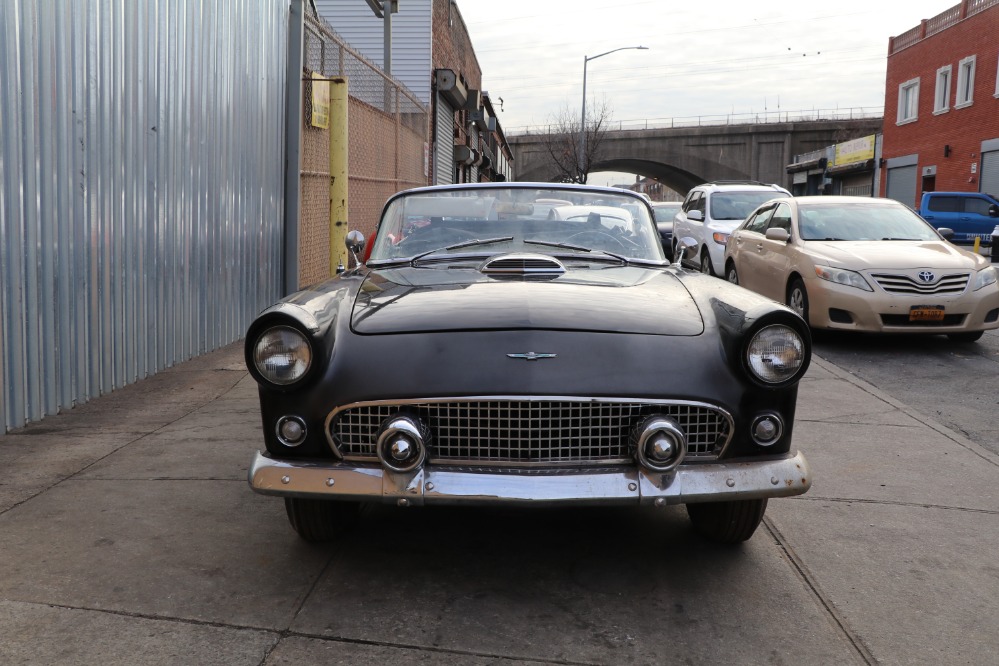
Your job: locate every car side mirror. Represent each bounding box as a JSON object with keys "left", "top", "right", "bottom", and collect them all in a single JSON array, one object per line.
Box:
[
  {"left": 989, "top": 204, "right": 998, "bottom": 218},
  {"left": 345, "top": 230, "right": 365, "bottom": 268},
  {"left": 765, "top": 228, "right": 790, "bottom": 242},
  {"left": 937, "top": 227, "right": 955, "bottom": 241},
  {"left": 686, "top": 210, "right": 704, "bottom": 222},
  {"left": 674, "top": 236, "right": 698, "bottom": 265}
]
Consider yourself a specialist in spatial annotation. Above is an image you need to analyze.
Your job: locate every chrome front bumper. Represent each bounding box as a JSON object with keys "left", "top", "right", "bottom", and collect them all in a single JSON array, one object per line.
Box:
[{"left": 248, "top": 451, "right": 811, "bottom": 506}]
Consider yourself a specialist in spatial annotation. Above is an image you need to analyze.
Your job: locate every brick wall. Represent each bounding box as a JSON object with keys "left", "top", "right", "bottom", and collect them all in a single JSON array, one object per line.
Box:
[
  {"left": 882, "top": 2, "right": 999, "bottom": 203},
  {"left": 430, "top": 0, "right": 482, "bottom": 183}
]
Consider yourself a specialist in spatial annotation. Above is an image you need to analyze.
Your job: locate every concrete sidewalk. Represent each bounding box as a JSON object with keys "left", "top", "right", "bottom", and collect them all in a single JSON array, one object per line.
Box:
[{"left": 0, "top": 341, "right": 996, "bottom": 665}]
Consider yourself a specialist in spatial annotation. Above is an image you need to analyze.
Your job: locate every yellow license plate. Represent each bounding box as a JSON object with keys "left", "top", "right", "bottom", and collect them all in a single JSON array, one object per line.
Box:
[{"left": 909, "top": 306, "right": 945, "bottom": 321}]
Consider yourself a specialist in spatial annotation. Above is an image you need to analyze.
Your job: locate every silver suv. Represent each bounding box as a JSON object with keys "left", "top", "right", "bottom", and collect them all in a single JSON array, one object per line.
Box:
[{"left": 673, "top": 181, "right": 790, "bottom": 276}]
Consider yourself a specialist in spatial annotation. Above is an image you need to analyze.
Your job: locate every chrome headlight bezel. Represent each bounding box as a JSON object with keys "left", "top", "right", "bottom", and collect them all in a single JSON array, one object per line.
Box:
[
  {"left": 743, "top": 322, "right": 810, "bottom": 388},
  {"left": 249, "top": 324, "right": 314, "bottom": 388},
  {"left": 814, "top": 264, "right": 873, "bottom": 292},
  {"left": 973, "top": 266, "right": 998, "bottom": 291}
]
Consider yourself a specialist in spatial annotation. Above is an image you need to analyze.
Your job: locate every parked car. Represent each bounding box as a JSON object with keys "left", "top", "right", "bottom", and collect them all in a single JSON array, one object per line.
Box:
[
  {"left": 917, "top": 191, "right": 999, "bottom": 244},
  {"left": 673, "top": 181, "right": 791, "bottom": 276},
  {"left": 652, "top": 201, "right": 682, "bottom": 258},
  {"left": 724, "top": 195, "right": 999, "bottom": 342},
  {"left": 245, "top": 183, "right": 813, "bottom": 545}
]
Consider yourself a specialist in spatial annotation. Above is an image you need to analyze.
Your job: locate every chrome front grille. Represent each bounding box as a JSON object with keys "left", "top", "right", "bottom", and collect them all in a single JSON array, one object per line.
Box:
[
  {"left": 870, "top": 272, "right": 969, "bottom": 295},
  {"left": 328, "top": 398, "right": 733, "bottom": 466}
]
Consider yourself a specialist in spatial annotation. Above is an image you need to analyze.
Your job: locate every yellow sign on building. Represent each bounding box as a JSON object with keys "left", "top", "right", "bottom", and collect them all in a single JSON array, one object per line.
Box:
[
  {"left": 310, "top": 75, "right": 330, "bottom": 129},
  {"left": 834, "top": 135, "right": 875, "bottom": 165}
]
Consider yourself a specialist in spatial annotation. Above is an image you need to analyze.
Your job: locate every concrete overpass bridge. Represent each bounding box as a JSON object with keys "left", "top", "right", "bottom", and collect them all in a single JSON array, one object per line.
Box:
[{"left": 508, "top": 118, "right": 882, "bottom": 194}]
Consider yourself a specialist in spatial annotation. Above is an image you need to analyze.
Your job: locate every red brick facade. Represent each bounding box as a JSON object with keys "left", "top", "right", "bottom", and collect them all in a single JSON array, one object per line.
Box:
[
  {"left": 429, "top": 0, "right": 512, "bottom": 183},
  {"left": 881, "top": 1, "right": 999, "bottom": 204}
]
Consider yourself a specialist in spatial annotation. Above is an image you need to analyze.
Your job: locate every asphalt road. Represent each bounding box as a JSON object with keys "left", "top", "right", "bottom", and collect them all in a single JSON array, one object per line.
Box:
[{"left": 811, "top": 326, "right": 999, "bottom": 455}]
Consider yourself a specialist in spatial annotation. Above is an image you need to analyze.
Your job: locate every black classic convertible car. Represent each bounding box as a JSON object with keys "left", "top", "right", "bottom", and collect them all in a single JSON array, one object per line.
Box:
[{"left": 246, "top": 183, "right": 812, "bottom": 543}]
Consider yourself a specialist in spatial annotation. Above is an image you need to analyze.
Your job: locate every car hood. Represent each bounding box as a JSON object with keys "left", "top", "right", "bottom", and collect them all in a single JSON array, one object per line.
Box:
[
  {"left": 803, "top": 240, "right": 985, "bottom": 271},
  {"left": 350, "top": 265, "right": 704, "bottom": 335}
]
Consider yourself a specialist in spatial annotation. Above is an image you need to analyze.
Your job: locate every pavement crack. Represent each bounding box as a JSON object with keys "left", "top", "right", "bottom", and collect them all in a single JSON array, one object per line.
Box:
[
  {"left": 20, "top": 600, "right": 280, "bottom": 635},
  {"left": 795, "top": 495, "right": 999, "bottom": 516},
  {"left": 277, "top": 630, "right": 602, "bottom": 665},
  {"left": 763, "top": 518, "right": 878, "bottom": 665}
]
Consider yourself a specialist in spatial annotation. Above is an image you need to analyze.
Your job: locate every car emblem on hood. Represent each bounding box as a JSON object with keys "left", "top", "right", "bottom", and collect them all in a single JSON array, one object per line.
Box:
[
  {"left": 918, "top": 271, "right": 935, "bottom": 283},
  {"left": 507, "top": 352, "right": 558, "bottom": 361}
]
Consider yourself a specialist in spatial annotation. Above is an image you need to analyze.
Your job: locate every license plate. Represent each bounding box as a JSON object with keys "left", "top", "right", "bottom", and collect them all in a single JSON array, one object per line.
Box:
[{"left": 909, "top": 305, "right": 945, "bottom": 321}]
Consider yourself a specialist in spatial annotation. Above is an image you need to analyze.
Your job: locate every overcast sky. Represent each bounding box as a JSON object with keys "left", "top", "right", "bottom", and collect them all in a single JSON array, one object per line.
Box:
[{"left": 456, "top": 0, "right": 953, "bottom": 186}]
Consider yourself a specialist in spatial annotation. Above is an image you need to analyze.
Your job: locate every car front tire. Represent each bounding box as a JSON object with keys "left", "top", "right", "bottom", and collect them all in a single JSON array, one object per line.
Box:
[
  {"left": 686, "top": 498, "right": 768, "bottom": 544},
  {"left": 787, "top": 278, "right": 809, "bottom": 324},
  {"left": 700, "top": 250, "right": 715, "bottom": 276},
  {"left": 725, "top": 262, "right": 739, "bottom": 285},
  {"left": 284, "top": 498, "right": 361, "bottom": 542}
]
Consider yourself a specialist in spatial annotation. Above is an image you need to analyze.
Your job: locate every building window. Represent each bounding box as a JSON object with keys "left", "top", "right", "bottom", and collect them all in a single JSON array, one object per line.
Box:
[
  {"left": 897, "top": 78, "right": 919, "bottom": 124},
  {"left": 956, "top": 55, "right": 975, "bottom": 108},
  {"left": 934, "top": 65, "right": 951, "bottom": 113}
]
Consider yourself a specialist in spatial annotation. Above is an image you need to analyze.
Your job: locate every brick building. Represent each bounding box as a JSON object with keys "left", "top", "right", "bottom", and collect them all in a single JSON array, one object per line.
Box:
[
  {"left": 316, "top": 0, "right": 513, "bottom": 185},
  {"left": 881, "top": 0, "right": 999, "bottom": 206}
]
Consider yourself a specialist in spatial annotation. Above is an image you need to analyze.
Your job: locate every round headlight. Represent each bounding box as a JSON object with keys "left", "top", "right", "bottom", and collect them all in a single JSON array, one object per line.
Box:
[
  {"left": 746, "top": 324, "right": 806, "bottom": 385},
  {"left": 253, "top": 326, "right": 312, "bottom": 386}
]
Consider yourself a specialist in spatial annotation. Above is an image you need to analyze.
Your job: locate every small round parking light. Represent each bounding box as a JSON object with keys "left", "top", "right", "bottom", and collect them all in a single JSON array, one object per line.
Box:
[
  {"left": 751, "top": 413, "right": 783, "bottom": 446},
  {"left": 376, "top": 415, "right": 428, "bottom": 473},
  {"left": 633, "top": 415, "right": 687, "bottom": 472},
  {"left": 276, "top": 416, "right": 307, "bottom": 447}
]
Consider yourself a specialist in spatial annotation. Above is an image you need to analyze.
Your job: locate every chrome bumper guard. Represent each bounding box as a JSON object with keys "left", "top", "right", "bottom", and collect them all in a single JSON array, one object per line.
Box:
[{"left": 248, "top": 451, "right": 811, "bottom": 506}]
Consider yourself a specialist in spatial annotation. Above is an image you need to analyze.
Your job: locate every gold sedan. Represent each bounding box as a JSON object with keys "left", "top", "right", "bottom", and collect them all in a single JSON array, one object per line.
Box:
[{"left": 723, "top": 196, "right": 999, "bottom": 342}]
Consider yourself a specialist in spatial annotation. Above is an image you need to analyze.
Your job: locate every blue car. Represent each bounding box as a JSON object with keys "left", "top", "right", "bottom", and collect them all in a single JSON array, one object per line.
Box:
[{"left": 918, "top": 191, "right": 999, "bottom": 244}]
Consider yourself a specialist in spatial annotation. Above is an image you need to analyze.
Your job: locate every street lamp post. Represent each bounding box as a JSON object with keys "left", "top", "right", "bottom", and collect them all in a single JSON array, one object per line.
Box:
[{"left": 578, "top": 46, "right": 648, "bottom": 182}]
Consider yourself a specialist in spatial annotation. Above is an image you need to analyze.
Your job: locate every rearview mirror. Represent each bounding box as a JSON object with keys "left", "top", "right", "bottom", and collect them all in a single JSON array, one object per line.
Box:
[
  {"left": 937, "top": 227, "right": 955, "bottom": 241},
  {"left": 988, "top": 204, "right": 998, "bottom": 218},
  {"left": 765, "top": 228, "right": 790, "bottom": 242},
  {"left": 686, "top": 210, "right": 704, "bottom": 222}
]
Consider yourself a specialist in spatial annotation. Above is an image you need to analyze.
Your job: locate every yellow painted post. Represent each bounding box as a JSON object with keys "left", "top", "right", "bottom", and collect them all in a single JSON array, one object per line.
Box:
[
  {"left": 330, "top": 77, "right": 349, "bottom": 274},
  {"left": 973, "top": 237, "right": 981, "bottom": 255}
]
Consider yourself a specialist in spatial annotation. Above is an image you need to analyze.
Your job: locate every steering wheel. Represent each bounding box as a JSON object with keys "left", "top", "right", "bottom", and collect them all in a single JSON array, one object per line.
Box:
[{"left": 565, "top": 230, "right": 630, "bottom": 252}]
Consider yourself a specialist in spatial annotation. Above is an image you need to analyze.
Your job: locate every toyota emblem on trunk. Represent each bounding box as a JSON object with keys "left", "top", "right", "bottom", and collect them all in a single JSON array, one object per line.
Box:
[{"left": 918, "top": 271, "right": 935, "bottom": 283}]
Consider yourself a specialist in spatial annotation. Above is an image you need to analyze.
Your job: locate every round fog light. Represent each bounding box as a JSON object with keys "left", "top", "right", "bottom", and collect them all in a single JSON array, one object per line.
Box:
[
  {"left": 649, "top": 434, "right": 677, "bottom": 462},
  {"left": 633, "top": 415, "right": 687, "bottom": 472},
  {"left": 376, "top": 415, "right": 428, "bottom": 473},
  {"left": 389, "top": 436, "right": 414, "bottom": 461},
  {"left": 751, "top": 414, "right": 783, "bottom": 446},
  {"left": 276, "top": 416, "right": 307, "bottom": 447}
]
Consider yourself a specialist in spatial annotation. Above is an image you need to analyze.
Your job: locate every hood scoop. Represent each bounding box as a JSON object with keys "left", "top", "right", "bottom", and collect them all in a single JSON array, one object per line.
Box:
[{"left": 480, "top": 253, "right": 566, "bottom": 276}]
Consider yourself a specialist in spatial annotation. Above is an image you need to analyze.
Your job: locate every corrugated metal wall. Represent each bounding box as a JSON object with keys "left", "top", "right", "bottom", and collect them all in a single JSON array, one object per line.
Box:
[{"left": 0, "top": 0, "right": 289, "bottom": 433}]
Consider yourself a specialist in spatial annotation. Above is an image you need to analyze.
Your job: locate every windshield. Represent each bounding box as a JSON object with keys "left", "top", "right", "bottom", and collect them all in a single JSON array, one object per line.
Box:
[
  {"left": 369, "top": 186, "right": 664, "bottom": 262},
  {"left": 653, "top": 204, "right": 680, "bottom": 222},
  {"left": 709, "top": 191, "right": 783, "bottom": 221},
  {"left": 798, "top": 202, "right": 941, "bottom": 241}
]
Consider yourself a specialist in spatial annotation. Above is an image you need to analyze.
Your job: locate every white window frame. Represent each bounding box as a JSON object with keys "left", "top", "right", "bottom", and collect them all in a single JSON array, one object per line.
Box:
[
  {"left": 934, "top": 65, "right": 951, "bottom": 114},
  {"left": 994, "top": 50, "right": 999, "bottom": 98},
  {"left": 956, "top": 55, "right": 975, "bottom": 108},
  {"left": 897, "top": 78, "right": 920, "bottom": 124}
]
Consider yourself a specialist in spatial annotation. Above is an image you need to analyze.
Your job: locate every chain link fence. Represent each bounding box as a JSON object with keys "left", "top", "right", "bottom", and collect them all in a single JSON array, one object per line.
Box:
[{"left": 299, "top": 11, "right": 429, "bottom": 285}]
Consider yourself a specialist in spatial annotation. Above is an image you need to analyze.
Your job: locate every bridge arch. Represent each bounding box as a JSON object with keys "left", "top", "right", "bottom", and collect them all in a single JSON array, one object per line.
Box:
[{"left": 509, "top": 119, "right": 882, "bottom": 194}]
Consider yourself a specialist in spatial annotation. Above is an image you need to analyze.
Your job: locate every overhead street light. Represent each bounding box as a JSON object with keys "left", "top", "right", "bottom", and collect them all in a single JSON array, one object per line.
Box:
[{"left": 578, "top": 46, "right": 648, "bottom": 182}]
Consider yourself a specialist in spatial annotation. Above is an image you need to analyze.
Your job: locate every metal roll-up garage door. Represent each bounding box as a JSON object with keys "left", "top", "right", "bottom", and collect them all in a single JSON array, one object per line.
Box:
[
  {"left": 886, "top": 165, "right": 918, "bottom": 208},
  {"left": 981, "top": 150, "right": 999, "bottom": 196},
  {"left": 435, "top": 94, "right": 455, "bottom": 185}
]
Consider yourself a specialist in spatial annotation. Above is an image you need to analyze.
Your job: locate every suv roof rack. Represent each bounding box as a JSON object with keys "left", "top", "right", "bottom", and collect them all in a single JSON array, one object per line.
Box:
[{"left": 702, "top": 180, "right": 770, "bottom": 186}]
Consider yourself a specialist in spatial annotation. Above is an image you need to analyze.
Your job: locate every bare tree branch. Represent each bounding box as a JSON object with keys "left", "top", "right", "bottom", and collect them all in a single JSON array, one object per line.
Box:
[{"left": 538, "top": 102, "right": 613, "bottom": 183}]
